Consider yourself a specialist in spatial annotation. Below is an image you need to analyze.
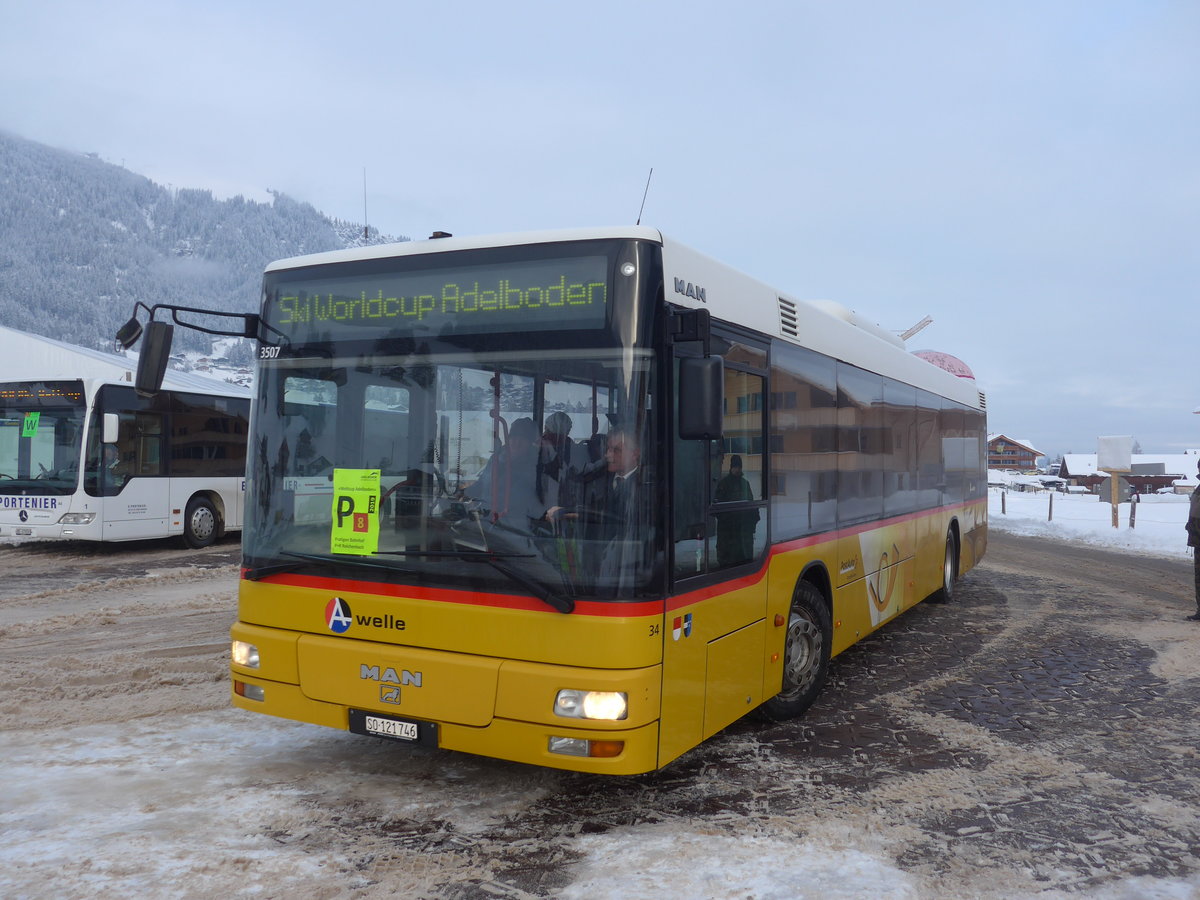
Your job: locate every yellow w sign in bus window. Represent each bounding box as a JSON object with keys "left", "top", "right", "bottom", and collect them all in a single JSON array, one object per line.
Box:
[{"left": 331, "top": 468, "right": 380, "bottom": 555}]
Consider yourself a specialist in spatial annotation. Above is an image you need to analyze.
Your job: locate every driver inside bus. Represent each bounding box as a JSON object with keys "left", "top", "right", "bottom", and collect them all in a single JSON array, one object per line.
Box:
[
  {"left": 103, "top": 444, "right": 129, "bottom": 492},
  {"left": 547, "top": 426, "right": 652, "bottom": 592}
]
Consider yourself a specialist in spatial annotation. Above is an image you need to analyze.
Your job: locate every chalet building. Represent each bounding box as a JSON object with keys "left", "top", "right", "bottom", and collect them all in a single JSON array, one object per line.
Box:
[{"left": 987, "top": 434, "right": 1042, "bottom": 470}]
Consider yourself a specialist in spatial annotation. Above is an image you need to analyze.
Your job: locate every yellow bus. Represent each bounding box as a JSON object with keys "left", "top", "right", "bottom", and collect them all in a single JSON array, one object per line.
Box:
[{"left": 123, "top": 226, "right": 987, "bottom": 775}]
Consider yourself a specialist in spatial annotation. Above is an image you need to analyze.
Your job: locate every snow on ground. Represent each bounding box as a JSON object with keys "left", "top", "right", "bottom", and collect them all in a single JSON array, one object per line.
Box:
[
  {"left": 987, "top": 483, "right": 1192, "bottom": 561},
  {"left": 2, "top": 488, "right": 1198, "bottom": 899}
]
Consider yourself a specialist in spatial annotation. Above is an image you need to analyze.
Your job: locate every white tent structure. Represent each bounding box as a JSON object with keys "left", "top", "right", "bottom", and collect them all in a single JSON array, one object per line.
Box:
[{"left": 0, "top": 324, "right": 250, "bottom": 397}]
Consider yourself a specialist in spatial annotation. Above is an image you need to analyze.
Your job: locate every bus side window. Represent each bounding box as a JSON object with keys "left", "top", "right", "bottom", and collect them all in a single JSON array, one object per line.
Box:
[
  {"left": 710, "top": 368, "right": 766, "bottom": 570},
  {"left": 134, "top": 413, "right": 164, "bottom": 476},
  {"left": 101, "top": 412, "right": 163, "bottom": 494},
  {"left": 672, "top": 341, "right": 768, "bottom": 578}
]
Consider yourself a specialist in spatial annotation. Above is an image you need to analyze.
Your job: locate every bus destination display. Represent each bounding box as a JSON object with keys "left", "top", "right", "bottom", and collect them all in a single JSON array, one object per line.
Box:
[
  {"left": 267, "top": 255, "right": 610, "bottom": 342},
  {"left": 0, "top": 381, "right": 85, "bottom": 409}
]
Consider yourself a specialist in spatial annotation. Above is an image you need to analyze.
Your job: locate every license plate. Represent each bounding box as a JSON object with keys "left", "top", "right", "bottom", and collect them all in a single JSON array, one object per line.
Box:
[
  {"left": 348, "top": 709, "right": 435, "bottom": 746},
  {"left": 15, "top": 528, "right": 32, "bottom": 536},
  {"left": 365, "top": 715, "right": 418, "bottom": 740}
]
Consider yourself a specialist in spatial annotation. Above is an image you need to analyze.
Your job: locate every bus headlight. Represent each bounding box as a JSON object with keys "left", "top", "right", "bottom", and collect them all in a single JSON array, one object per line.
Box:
[
  {"left": 58, "top": 512, "right": 96, "bottom": 525},
  {"left": 231, "top": 640, "right": 260, "bottom": 668},
  {"left": 554, "top": 689, "right": 627, "bottom": 721}
]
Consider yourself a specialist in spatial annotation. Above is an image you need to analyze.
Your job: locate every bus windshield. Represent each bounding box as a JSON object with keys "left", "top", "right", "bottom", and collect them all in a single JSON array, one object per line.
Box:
[
  {"left": 0, "top": 381, "right": 86, "bottom": 495},
  {"left": 246, "top": 349, "right": 659, "bottom": 602},
  {"left": 246, "top": 239, "right": 663, "bottom": 604}
]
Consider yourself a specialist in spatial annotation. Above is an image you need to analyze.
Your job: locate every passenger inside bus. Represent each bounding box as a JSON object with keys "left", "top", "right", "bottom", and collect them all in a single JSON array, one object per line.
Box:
[
  {"left": 539, "top": 411, "right": 581, "bottom": 503},
  {"left": 714, "top": 454, "right": 759, "bottom": 566},
  {"left": 464, "top": 417, "right": 559, "bottom": 534}
]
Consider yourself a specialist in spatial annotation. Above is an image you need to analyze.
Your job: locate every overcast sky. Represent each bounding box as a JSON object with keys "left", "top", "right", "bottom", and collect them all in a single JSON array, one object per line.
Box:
[{"left": 2, "top": 1, "right": 1196, "bottom": 457}]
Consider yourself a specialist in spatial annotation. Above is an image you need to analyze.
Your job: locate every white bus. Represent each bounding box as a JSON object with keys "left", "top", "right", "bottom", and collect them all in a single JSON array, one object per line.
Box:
[{"left": 0, "top": 345, "right": 250, "bottom": 545}]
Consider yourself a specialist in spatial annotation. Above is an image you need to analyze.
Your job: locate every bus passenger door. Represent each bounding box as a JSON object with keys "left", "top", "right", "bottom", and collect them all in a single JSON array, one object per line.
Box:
[
  {"left": 659, "top": 333, "right": 769, "bottom": 765},
  {"left": 103, "top": 411, "right": 169, "bottom": 539}
]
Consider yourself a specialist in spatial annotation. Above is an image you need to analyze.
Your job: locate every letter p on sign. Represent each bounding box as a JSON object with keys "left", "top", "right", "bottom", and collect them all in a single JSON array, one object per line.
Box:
[{"left": 336, "top": 495, "right": 355, "bottom": 527}]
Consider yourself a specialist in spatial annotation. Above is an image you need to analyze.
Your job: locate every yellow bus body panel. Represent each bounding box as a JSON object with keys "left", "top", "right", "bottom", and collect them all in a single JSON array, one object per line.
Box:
[
  {"left": 658, "top": 576, "right": 769, "bottom": 766},
  {"left": 237, "top": 577, "right": 661, "bottom": 669},
  {"left": 231, "top": 500, "right": 987, "bottom": 774}
]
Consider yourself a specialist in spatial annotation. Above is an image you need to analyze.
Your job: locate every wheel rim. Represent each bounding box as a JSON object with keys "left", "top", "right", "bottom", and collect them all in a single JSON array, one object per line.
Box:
[
  {"left": 779, "top": 611, "right": 823, "bottom": 700},
  {"left": 943, "top": 537, "right": 955, "bottom": 594},
  {"left": 190, "top": 506, "right": 215, "bottom": 541}
]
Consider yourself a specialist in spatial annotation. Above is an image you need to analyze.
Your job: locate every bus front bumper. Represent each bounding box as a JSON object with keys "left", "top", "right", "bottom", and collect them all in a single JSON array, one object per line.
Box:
[
  {"left": 0, "top": 519, "right": 100, "bottom": 541},
  {"left": 229, "top": 676, "right": 662, "bottom": 775}
]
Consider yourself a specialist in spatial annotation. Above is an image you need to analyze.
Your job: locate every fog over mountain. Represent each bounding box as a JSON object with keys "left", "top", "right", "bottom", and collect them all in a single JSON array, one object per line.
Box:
[{"left": 0, "top": 130, "right": 405, "bottom": 363}]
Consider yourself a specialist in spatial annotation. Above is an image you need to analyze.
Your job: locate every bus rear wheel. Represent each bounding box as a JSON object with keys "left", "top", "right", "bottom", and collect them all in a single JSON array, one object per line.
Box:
[
  {"left": 183, "top": 497, "right": 220, "bottom": 549},
  {"left": 931, "top": 530, "right": 958, "bottom": 603},
  {"left": 757, "top": 581, "right": 831, "bottom": 722}
]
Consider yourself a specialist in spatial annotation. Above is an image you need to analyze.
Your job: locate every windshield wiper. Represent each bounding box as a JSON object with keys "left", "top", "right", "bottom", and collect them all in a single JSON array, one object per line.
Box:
[
  {"left": 242, "top": 560, "right": 313, "bottom": 581},
  {"left": 378, "top": 548, "right": 574, "bottom": 613},
  {"left": 242, "top": 550, "right": 423, "bottom": 582},
  {"left": 375, "top": 549, "right": 534, "bottom": 559},
  {"left": 483, "top": 556, "right": 575, "bottom": 614}
]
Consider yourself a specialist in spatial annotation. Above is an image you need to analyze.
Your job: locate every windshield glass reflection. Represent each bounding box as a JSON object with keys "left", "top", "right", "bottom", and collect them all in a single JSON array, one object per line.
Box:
[{"left": 245, "top": 349, "right": 659, "bottom": 602}]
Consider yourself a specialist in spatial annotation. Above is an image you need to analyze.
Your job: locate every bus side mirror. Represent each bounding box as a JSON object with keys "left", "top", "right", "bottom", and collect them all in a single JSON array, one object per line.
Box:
[
  {"left": 102, "top": 413, "right": 119, "bottom": 444},
  {"left": 135, "top": 320, "right": 174, "bottom": 397},
  {"left": 679, "top": 356, "right": 723, "bottom": 441}
]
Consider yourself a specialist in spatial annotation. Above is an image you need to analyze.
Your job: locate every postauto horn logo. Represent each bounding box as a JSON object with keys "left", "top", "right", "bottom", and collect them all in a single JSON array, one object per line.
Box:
[{"left": 326, "top": 597, "right": 353, "bottom": 634}]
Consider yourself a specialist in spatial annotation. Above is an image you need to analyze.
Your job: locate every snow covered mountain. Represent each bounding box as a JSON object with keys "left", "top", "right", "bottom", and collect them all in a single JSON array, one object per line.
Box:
[{"left": 0, "top": 129, "right": 407, "bottom": 364}]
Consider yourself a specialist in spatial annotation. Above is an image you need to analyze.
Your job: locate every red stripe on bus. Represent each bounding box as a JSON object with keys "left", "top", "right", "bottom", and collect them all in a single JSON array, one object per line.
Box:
[
  {"left": 242, "top": 571, "right": 665, "bottom": 618},
  {"left": 242, "top": 500, "right": 984, "bottom": 618},
  {"left": 769, "top": 499, "right": 983, "bottom": 555}
]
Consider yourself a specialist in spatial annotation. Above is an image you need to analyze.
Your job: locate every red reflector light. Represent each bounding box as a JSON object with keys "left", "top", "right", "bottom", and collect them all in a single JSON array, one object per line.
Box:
[{"left": 589, "top": 740, "right": 624, "bottom": 758}]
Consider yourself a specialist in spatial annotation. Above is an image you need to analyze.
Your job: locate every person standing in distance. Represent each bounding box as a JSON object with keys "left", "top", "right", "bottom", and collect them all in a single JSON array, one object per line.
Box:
[{"left": 1187, "top": 459, "right": 1200, "bottom": 621}]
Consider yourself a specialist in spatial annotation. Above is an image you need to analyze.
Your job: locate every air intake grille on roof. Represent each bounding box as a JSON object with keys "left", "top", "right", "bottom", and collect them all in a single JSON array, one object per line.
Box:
[
  {"left": 978, "top": 392, "right": 987, "bottom": 410},
  {"left": 778, "top": 298, "right": 798, "bottom": 337}
]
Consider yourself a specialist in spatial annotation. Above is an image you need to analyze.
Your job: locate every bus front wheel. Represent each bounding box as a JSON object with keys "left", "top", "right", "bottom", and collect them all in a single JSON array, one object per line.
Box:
[
  {"left": 757, "top": 581, "right": 832, "bottom": 722},
  {"left": 183, "top": 497, "right": 220, "bottom": 549}
]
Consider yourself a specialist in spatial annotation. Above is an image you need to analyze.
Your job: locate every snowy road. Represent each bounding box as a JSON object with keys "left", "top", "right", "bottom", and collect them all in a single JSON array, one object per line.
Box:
[{"left": 2, "top": 532, "right": 1199, "bottom": 899}]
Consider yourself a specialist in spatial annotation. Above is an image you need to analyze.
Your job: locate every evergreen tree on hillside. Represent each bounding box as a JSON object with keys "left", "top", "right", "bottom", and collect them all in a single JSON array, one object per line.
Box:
[{"left": 0, "top": 130, "right": 407, "bottom": 356}]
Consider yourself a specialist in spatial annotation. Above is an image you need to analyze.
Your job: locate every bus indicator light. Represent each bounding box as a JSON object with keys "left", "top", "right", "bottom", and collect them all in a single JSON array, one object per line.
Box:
[
  {"left": 234, "top": 681, "right": 265, "bottom": 702},
  {"left": 548, "top": 737, "right": 626, "bottom": 759},
  {"left": 588, "top": 741, "right": 624, "bottom": 758}
]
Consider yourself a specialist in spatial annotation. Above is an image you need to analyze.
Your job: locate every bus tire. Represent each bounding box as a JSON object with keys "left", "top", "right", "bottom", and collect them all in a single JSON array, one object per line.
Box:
[
  {"left": 757, "top": 581, "right": 832, "bottom": 722},
  {"left": 183, "top": 496, "right": 220, "bottom": 549},
  {"left": 930, "top": 529, "right": 958, "bottom": 603}
]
